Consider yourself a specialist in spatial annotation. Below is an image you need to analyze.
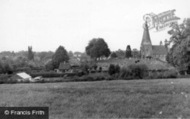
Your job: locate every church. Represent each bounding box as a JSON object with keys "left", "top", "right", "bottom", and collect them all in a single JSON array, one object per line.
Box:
[{"left": 140, "top": 22, "right": 168, "bottom": 61}]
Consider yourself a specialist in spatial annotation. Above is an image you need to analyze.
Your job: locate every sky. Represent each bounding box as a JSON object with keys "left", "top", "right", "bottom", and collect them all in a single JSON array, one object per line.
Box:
[{"left": 0, "top": 0, "right": 190, "bottom": 52}]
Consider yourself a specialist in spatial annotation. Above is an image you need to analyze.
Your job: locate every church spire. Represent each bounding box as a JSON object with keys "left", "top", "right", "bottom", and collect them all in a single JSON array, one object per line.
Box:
[{"left": 141, "top": 22, "right": 152, "bottom": 45}]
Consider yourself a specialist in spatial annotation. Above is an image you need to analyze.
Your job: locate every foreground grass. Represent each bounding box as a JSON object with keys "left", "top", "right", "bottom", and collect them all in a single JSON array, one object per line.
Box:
[{"left": 1, "top": 79, "right": 190, "bottom": 118}]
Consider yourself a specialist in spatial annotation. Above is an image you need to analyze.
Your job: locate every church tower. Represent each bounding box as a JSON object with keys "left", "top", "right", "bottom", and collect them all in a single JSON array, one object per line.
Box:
[{"left": 140, "top": 22, "right": 152, "bottom": 58}]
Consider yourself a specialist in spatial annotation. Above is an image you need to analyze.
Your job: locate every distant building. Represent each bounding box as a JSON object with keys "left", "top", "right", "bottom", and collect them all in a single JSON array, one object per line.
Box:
[
  {"left": 58, "top": 62, "right": 71, "bottom": 72},
  {"left": 140, "top": 22, "right": 168, "bottom": 61},
  {"left": 12, "top": 72, "right": 32, "bottom": 82}
]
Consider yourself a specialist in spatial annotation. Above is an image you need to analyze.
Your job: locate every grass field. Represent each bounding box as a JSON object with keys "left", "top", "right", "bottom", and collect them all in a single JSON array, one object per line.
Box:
[{"left": 1, "top": 79, "right": 190, "bottom": 118}]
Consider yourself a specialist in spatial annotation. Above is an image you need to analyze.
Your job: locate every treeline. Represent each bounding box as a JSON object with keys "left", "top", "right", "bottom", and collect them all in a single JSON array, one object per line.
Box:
[
  {"left": 108, "top": 64, "right": 178, "bottom": 80},
  {"left": 0, "top": 50, "right": 54, "bottom": 74}
]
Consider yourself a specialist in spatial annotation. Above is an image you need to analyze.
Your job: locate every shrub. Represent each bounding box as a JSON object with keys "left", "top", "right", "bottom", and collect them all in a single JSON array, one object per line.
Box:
[
  {"left": 108, "top": 64, "right": 120, "bottom": 75},
  {"left": 0, "top": 63, "right": 14, "bottom": 74},
  {"left": 147, "top": 70, "right": 178, "bottom": 79},
  {"left": 119, "top": 67, "right": 131, "bottom": 80},
  {"left": 45, "top": 61, "right": 54, "bottom": 71},
  {"left": 110, "top": 52, "right": 117, "bottom": 58},
  {"left": 92, "top": 64, "right": 98, "bottom": 70},
  {"left": 115, "top": 65, "right": 120, "bottom": 74},
  {"left": 29, "top": 72, "right": 77, "bottom": 78},
  {"left": 128, "top": 64, "right": 148, "bottom": 79},
  {"left": 147, "top": 71, "right": 163, "bottom": 79},
  {"left": 108, "top": 64, "right": 116, "bottom": 75},
  {"left": 70, "top": 73, "right": 113, "bottom": 81},
  {"left": 0, "top": 74, "right": 11, "bottom": 84},
  {"left": 163, "top": 70, "right": 178, "bottom": 78},
  {"left": 118, "top": 64, "right": 148, "bottom": 80},
  {"left": 80, "top": 64, "right": 89, "bottom": 74},
  {"left": 98, "top": 67, "right": 102, "bottom": 72},
  {"left": 6, "top": 78, "right": 18, "bottom": 84},
  {"left": 18, "top": 79, "right": 30, "bottom": 83}
]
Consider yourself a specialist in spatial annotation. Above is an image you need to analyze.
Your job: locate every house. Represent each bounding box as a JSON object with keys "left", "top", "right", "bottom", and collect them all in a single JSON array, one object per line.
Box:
[
  {"left": 12, "top": 72, "right": 32, "bottom": 82},
  {"left": 140, "top": 22, "right": 168, "bottom": 61},
  {"left": 58, "top": 62, "right": 71, "bottom": 72}
]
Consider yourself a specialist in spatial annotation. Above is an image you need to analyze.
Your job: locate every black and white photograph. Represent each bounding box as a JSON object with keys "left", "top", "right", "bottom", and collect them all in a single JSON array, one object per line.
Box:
[{"left": 0, "top": 0, "right": 190, "bottom": 118}]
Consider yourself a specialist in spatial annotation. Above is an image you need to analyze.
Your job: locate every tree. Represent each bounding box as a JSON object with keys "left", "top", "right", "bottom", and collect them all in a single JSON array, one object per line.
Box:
[
  {"left": 168, "top": 19, "right": 190, "bottom": 45},
  {"left": 45, "top": 61, "right": 54, "bottom": 70},
  {"left": 0, "top": 61, "right": 14, "bottom": 74},
  {"left": 37, "top": 51, "right": 54, "bottom": 62},
  {"left": 108, "top": 64, "right": 116, "bottom": 75},
  {"left": 125, "top": 45, "right": 132, "bottom": 58},
  {"left": 108, "top": 64, "right": 120, "bottom": 75},
  {"left": 51, "top": 46, "right": 69, "bottom": 69},
  {"left": 85, "top": 38, "right": 111, "bottom": 60},
  {"left": 115, "top": 49, "right": 125, "bottom": 58},
  {"left": 110, "top": 52, "right": 117, "bottom": 58},
  {"left": 132, "top": 49, "right": 141, "bottom": 58},
  {"left": 167, "top": 18, "right": 190, "bottom": 73},
  {"left": 28, "top": 46, "right": 34, "bottom": 60},
  {"left": 68, "top": 51, "right": 74, "bottom": 58}
]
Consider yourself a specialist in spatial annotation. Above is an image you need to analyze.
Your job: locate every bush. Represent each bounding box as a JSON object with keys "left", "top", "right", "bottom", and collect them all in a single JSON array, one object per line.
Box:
[
  {"left": 128, "top": 64, "right": 148, "bottom": 79},
  {"left": 108, "top": 64, "right": 120, "bottom": 75},
  {"left": 98, "top": 67, "right": 102, "bottom": 72},
  {"left": 0, "top": 63, "right": 14, "bottom": 74},
  {"left": 110, "top": 52, "right": 117, "bottom": 58},
  {"left": 80, "top": 64, "right": 89, "bottom": 74},
  {"left": 108, "top": 64, "right": 115, "bottom": 75},
  {"left": 163, "top": 70, "right": 178, "bottom": 78},
  {"left": 70, "top": 73, "right": 114, "bottom": 81},
  {"left": 115, "top": 65, "right": 120, "bottom": 74},
  {"left": 0, "top": 74, "right": 11, "bottom": 84},
  {"left": 147, "top": 71, "right": 164, "bottom": 79},
  {"left": 119, "top": 67, "right": 131, "bottom": 80},
  {"left": 30, "top": 72, "right": 63, "bottom": 78},
  {"left": 29, "top": 72, "right": 77, "bottom": 78},
  {"left": 178, "top": 74, "right": 190, "bottom": 78},
  {"left": 45, "top": 61, "right": 54, "bottom": 71},
  {"left": 118, "top": 64, "right": 148, "bottom": 80},
  {"left": 147, "top": 70, "right": 178, "bottom": 79}
]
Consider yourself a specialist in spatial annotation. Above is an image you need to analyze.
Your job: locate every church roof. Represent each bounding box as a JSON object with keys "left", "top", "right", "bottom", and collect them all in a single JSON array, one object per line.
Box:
[
  {"left": 152, "top": 45, "right": 167, "bottom": 55},
  {"left": 141, "top": 22, "right": 152, "bottom": 45}
]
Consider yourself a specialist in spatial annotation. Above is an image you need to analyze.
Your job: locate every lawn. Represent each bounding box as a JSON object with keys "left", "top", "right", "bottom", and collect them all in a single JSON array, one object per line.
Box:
[{"left": 1, "top": 78, "right": 190, "bottom": 118}]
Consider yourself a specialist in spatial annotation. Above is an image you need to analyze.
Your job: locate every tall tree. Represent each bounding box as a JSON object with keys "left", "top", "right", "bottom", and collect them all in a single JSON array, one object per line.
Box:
[
  {"left": 168, "top": 19, "right": 190, "bottom": 44},
  {"left": 28, "top": 46, "right": 34, "bottom": 60},
  {"left": 85, "top": 38, "right": 110, "bottom": 60},
  {"left": 125, "top": 45, "right": 132, "bottom": 58},
  {"left": 167, "top": 18, "right": 190, "bottom": 73},
  {"left": 52, "top": 46, "right": 69, "bottom": 69}
]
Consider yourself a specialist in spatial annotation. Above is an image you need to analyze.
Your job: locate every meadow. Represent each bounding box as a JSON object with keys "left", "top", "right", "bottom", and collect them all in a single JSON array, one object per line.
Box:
[{"left": 1, "top": 78, "right": 190, "bottom": 119}]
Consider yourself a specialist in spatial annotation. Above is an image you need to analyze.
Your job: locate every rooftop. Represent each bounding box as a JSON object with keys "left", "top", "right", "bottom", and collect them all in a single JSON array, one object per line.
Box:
[{"left": 152, "top": 45, "right": 168, "bottom": 55}]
